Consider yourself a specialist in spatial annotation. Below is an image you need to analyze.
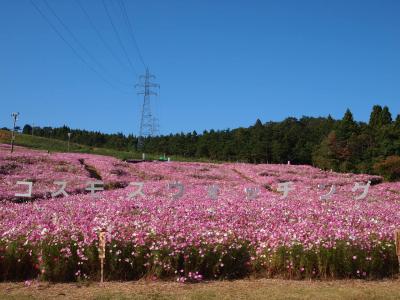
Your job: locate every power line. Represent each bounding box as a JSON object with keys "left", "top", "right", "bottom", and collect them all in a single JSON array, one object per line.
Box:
[
  {"left": 117, "top": 0, "right": 147, "bottom": 69},
  {"left": 75, "top": 0, "right": 131, "bottom": 74},
  {"left": 30, "top": 0, "right": 130, "bottom": 93},
  {"left": 102, "top": 0, "right": 138, "bottom": 76},
  {"left": 42, "top": 0, "right": 129, "bottom": 87}
]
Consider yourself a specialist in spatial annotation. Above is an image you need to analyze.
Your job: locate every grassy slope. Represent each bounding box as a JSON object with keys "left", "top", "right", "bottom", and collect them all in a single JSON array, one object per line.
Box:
[
  {"left": 0, "top": 279, "right": 399, "bottom": 300},
  {"left": 0, "top": 130, "right": 214, "bottom": 162},
  {"left": 0, "top": 129, "right": 138, "bottom": 159}
]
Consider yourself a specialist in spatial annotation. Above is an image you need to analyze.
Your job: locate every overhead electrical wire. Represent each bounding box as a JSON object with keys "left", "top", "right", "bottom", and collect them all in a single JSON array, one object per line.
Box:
[
  {"left": 74, "top": 0, "right": 131, "bottom": 74},
  {"left": 42, "top": 0, "right": 131, "bottom": 88},
  {"left": 30, "top": 0, "right": 129, "bottom": 93},
  {"left": 117, "top": 0, "right": 147, "bottom": 69},
  {"left": 102, "top": 0, "right": 138, "bottom": 76}
]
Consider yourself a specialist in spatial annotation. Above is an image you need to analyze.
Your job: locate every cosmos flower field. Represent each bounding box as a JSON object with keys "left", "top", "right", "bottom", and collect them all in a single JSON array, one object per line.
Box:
[{"left": 0, "top": 144, "right": 399, "bottom": 282}]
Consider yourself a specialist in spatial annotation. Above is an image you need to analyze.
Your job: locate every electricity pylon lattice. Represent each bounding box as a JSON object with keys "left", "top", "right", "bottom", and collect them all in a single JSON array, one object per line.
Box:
[
  {"left": 136, "top": 68, "right": 159, "bottom": 149},
  {"left": 152, "top": 117, "right": 160, "bottom": 136}
]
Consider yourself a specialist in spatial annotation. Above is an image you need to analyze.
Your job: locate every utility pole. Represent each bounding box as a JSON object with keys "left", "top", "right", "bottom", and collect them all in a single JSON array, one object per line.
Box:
[
  {"left": 135, "top": 68, "right": 159, "bottom": 150},
  {"left": 10, "top": 112, "right": 20, "bottom": 153},
  {"left": 67, "top": 132, "right": 72, "bottom": 152}
]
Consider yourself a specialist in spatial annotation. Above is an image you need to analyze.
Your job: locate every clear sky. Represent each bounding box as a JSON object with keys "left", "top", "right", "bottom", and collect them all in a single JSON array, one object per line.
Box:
[{"left": 1, "top": 0, "right": 399, "bottom": 135}]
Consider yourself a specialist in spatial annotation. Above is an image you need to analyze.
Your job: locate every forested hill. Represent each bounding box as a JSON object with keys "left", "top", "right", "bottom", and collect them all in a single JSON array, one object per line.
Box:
[{"left": 17, "top": 105, "right": 400, "bottom": 180}]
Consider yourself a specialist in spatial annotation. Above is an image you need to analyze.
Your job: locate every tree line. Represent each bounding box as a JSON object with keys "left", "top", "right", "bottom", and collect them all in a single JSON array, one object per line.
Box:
[{"left": 21, "top": 105, "right": 400, "bottom": 180}]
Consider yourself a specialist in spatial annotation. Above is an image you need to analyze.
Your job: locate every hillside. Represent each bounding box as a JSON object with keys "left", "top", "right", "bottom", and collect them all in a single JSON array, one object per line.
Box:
[
  {"left": 0, "top": 129, "right": 145, "bottom": 160},
  {"left": 0, "top": 130, "right": 219, "bottom": 163},
  {"left": 20, "top": 105, "right": 400, "bottom": 180}
]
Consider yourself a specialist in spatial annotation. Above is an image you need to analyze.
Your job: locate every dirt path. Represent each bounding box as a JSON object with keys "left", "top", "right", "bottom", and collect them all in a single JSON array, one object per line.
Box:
[{"left": 1, "top": 278, "right": 399, "bottom": 300}]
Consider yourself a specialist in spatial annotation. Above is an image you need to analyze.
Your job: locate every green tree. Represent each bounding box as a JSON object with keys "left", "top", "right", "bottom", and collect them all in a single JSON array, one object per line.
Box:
[
  {"left": 369, "top": 105, "right": 383, "bottom": 128},
  {"left": 380, "top": 106, "right": 392, "bottom": 126},
  {"left": 22, "top": 124, "right": 32, "bottom": 135}
]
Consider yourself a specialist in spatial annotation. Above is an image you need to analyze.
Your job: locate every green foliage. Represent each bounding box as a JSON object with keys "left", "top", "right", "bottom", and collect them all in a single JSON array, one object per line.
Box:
[
  {"left": 369, "top": 105, "right": 383, "bottom": 128},
  {"left": 256, "top": 241, "right": 397, "bottom": 280},
  {"left": 0, "top": 239, "right": 397, "bottom": 282},
  {"left": 374, "top": 156, "right": 400, "bottom": 181},
  {"left": 0, "top": 240, "right": 39, "bottom": 281},
  {"left": 313, "top": 107, "right": 400, "bottom": 176},
  {"left": 22, "top": 124, "right": 32, "bottom": 135}
]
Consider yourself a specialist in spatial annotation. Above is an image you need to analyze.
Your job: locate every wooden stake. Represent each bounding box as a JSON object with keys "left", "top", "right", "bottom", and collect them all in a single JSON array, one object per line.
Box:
[
  {"left": 395, "top": 230, "right": 400, "bottom": 273},
  {"left": 100, "top": 258, "right": 104, "bottom": 284},
  {"left": 98, "top": 230, "right": 106, "bottom": 284}
]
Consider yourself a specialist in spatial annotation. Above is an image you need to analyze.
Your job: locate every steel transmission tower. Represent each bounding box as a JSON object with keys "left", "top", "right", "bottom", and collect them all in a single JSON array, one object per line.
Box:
[
  {"left": 152, "top": 117, "right": 160, "bottom": 136},
  {"left": 136, "top": 68, "right": 159, "bottom": 149}
]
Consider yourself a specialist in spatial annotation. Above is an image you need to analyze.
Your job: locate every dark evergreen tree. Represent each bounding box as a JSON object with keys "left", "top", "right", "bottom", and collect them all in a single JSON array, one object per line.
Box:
[
  {"left": 381, "top": 106, "right": 392, "bottom": 126},
  {"left": 369, "top": 105, "right": 383, "bottom": 128},
  {"left": 22, "top": 124, "right": 32, "bottom": 135}
]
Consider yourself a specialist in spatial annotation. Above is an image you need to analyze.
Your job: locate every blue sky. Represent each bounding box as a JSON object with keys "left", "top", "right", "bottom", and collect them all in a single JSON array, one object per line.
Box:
[{"left": 1, "top": 0, "right": 399, "bottom": 135}]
